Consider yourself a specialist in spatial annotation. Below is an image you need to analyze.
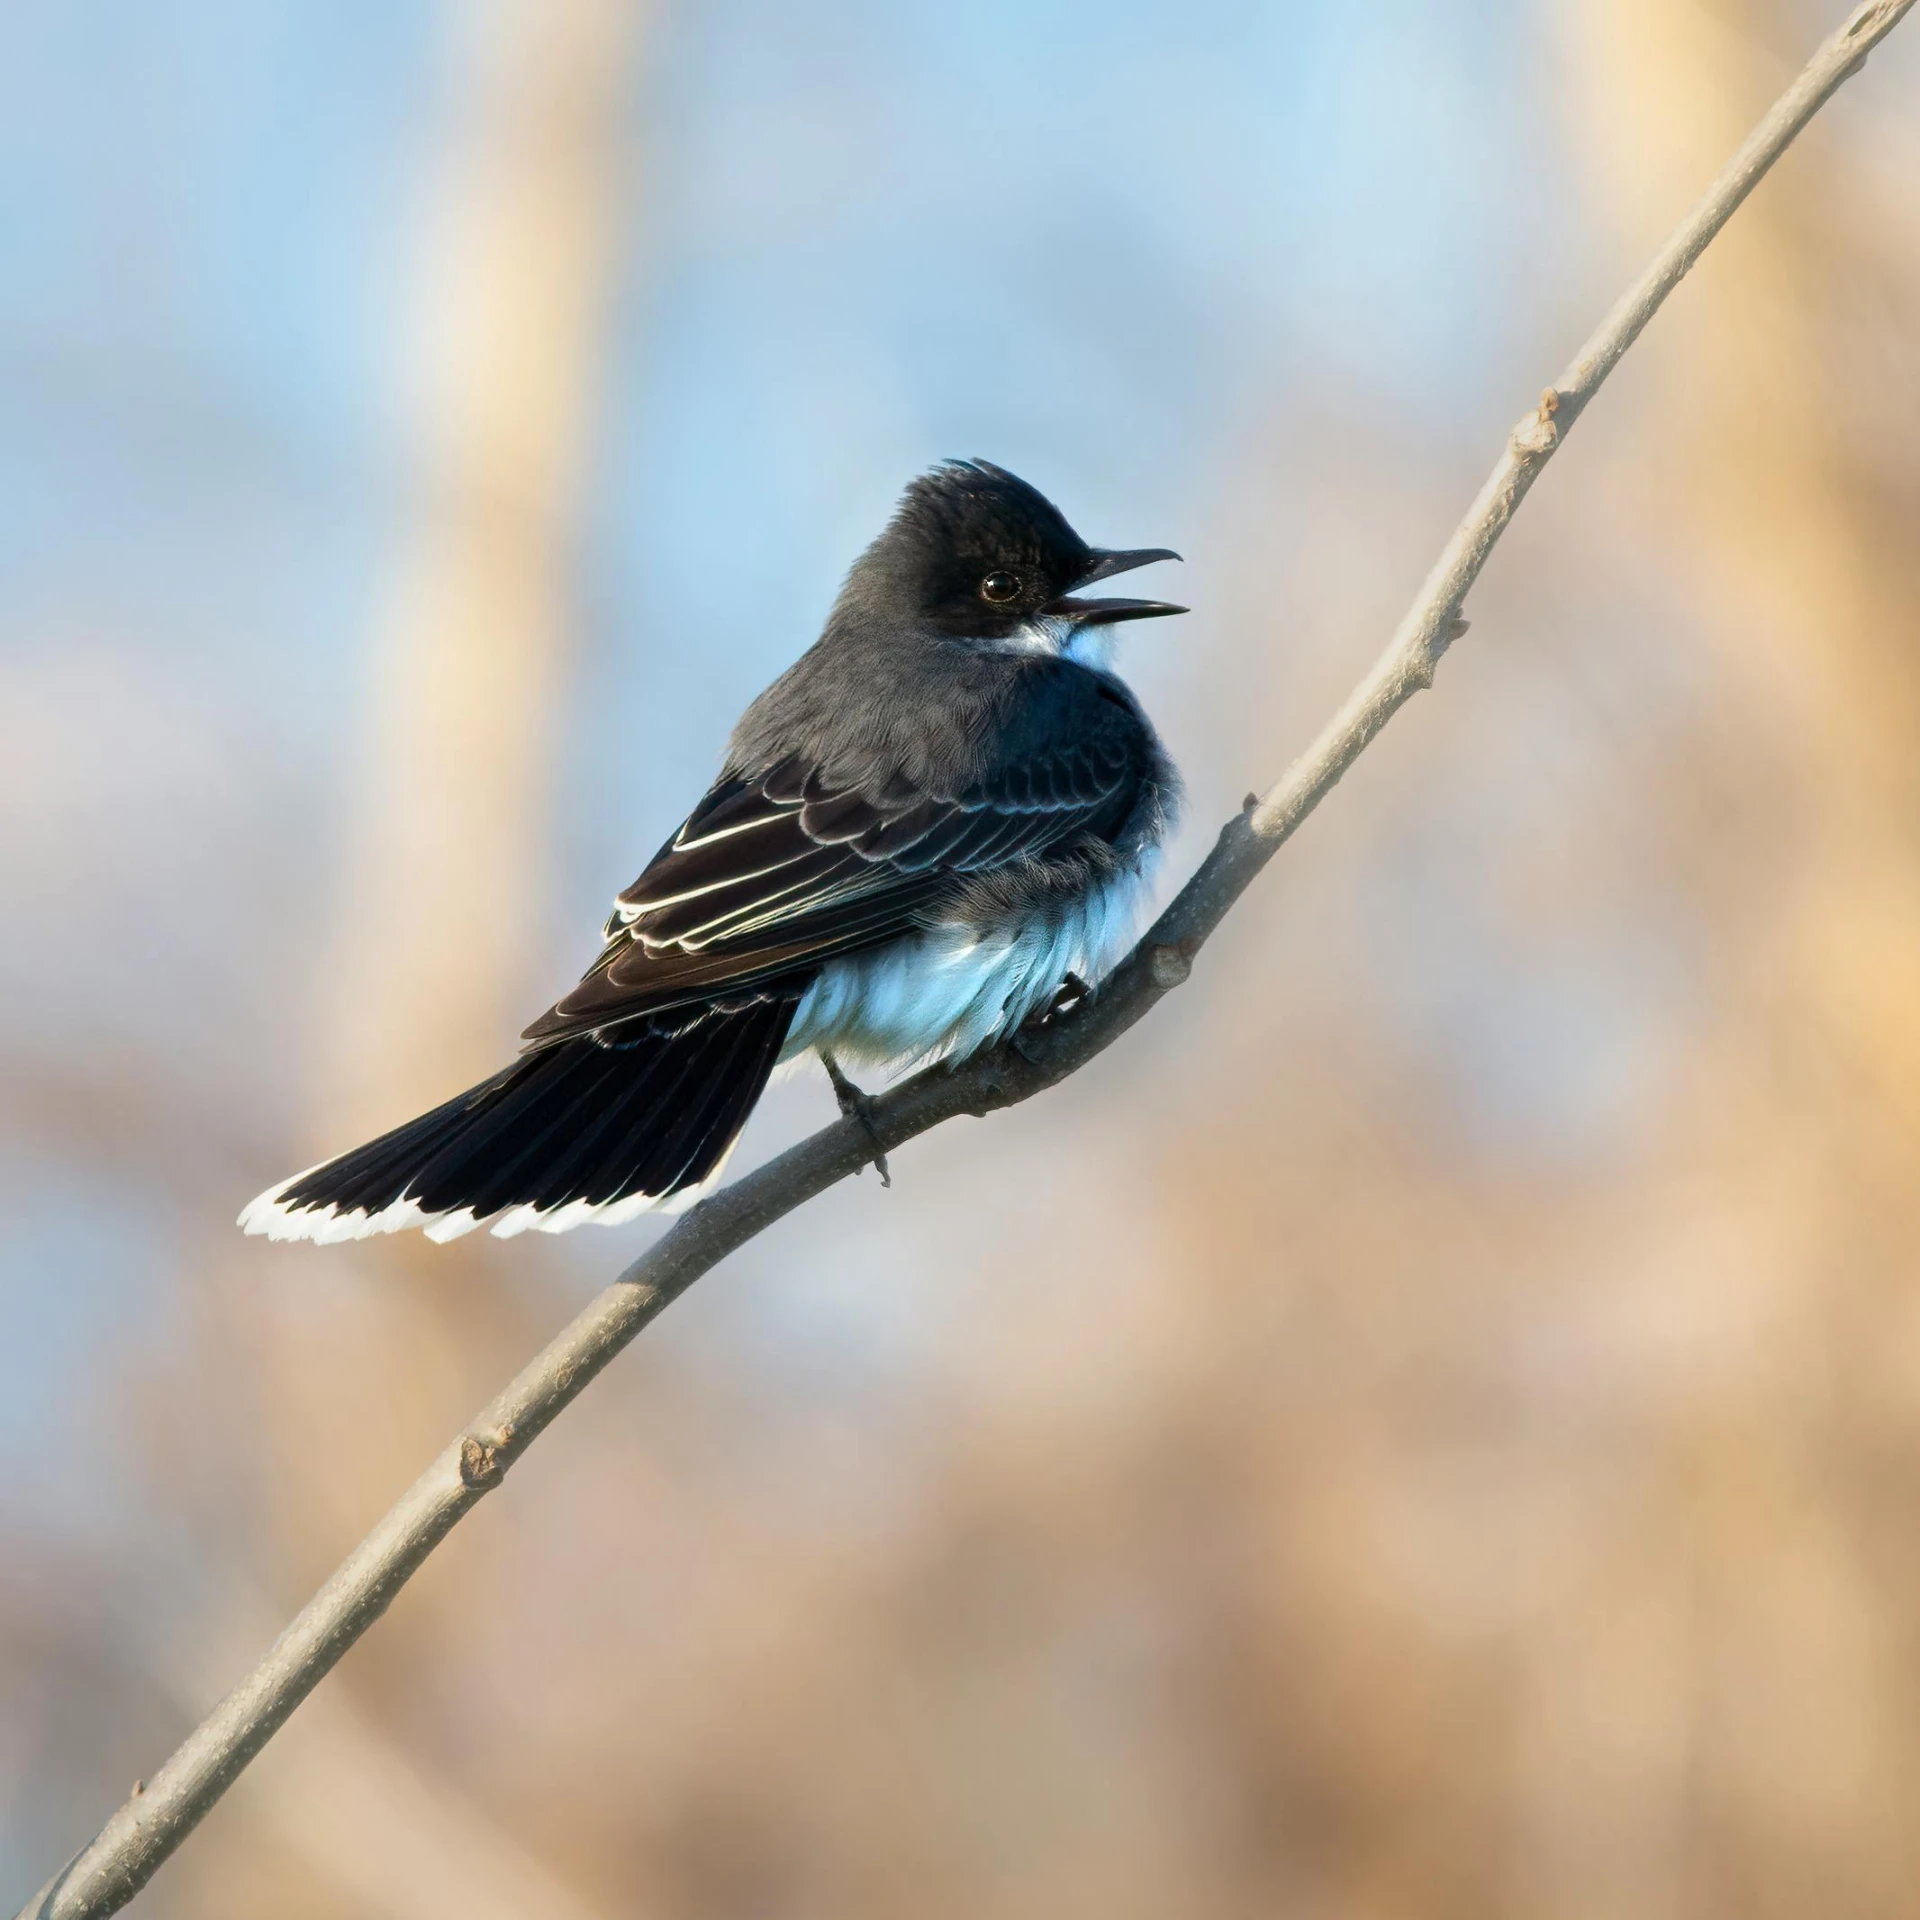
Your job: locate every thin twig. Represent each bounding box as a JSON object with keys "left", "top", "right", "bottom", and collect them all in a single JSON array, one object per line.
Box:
[{"left": 19, "top": 4, "right": 1911, "bottom": 1914}]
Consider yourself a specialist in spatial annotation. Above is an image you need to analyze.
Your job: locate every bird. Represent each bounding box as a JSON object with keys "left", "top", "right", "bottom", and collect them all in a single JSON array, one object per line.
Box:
[{"left": 240, "top": 460, "right": 1185, "bottom": 1245}]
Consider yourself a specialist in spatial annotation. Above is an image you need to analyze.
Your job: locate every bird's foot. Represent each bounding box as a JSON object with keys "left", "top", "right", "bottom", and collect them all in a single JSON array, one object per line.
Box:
[
  {"left": 1050, "top": 970, "right": 1094, "bottom": 1018},
  {"left": 1010, "top": 971, "right": 1096, "bottom": 1064},
  {"left": 822, "top": 1051, "right": 891, "bottom": 1188}
]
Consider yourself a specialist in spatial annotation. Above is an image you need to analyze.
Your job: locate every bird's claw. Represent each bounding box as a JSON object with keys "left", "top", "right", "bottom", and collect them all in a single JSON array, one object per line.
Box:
[
  {"left": 1010, "top": 971, "right": 1096, "bottom": 1066},
  {"left": 822, "top": 1052, "right": 891, "bottom": 1188},
  {"left": 1051, "top": 971, "right": 1093, "bottom": 1018}
]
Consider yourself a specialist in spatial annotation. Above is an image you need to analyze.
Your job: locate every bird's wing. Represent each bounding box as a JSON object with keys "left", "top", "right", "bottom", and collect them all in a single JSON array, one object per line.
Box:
[{"left": 522, "top": 691, "right": 1148, "bottom": 1047}]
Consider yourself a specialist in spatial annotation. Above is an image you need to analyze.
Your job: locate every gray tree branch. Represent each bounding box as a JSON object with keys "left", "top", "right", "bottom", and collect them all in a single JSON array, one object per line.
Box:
[{"left": 20, "top": 4, "right": 1912, "bottom": 1914}]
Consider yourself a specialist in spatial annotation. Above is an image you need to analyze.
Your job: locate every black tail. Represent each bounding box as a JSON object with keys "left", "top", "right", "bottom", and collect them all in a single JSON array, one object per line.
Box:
[{"left": 240, "top": 997, "right": 797, "bottom": 1243}]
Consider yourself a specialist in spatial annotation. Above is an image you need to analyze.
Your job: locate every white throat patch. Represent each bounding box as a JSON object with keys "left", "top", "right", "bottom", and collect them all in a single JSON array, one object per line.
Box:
[{"left": 996, "top": 616, "right": 1117, "bottom": 671}]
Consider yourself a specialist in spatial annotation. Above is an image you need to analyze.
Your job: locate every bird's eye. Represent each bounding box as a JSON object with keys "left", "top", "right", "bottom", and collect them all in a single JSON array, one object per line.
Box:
[{"left": 980, "top": 571, "right": 1019, "bottom": 603}]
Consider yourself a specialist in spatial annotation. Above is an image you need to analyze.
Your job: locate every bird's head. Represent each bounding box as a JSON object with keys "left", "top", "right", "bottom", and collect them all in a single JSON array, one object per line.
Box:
[{"left": 844, "top": 460, "right": 1185, "bottom": 659}]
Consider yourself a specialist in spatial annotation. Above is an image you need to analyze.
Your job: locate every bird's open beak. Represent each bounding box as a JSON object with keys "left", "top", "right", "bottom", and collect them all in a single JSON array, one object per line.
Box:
[{"left": 1044, "top": 546, "right": 1186, "bottom": 625}]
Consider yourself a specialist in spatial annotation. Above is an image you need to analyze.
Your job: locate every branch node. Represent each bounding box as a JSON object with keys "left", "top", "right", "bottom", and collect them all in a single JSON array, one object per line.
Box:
[
  {"left": 1148, "top": 943, "right": 1192, "bottom": 990},
  {"left": 458, "top": 1433, "right": 508, "bottom": 1491},
  {"left": 1510, "top": 408, "right": 1559, "bottom": 458}
]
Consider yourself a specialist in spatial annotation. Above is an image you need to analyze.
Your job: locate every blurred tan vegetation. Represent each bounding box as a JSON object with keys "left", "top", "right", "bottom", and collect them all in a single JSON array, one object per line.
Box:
[{"left": 6, "top": 1, "right": 1920, "bottom": 1916}]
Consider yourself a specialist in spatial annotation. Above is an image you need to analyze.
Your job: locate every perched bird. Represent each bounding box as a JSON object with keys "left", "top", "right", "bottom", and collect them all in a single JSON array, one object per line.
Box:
[{"left": 241, "top": 460, "right": 1184, "bottom": 1244}]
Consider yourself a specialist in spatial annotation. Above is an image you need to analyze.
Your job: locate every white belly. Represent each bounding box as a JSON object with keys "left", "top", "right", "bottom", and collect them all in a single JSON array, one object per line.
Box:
[{"left": 782, "top": 858, "right": 1157, "bottom": 1072}]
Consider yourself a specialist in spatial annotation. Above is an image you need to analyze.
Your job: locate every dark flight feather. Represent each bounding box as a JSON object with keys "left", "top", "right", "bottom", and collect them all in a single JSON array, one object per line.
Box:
[{"left": 270, "top": 997, "right": 799, "bottom": 1231}]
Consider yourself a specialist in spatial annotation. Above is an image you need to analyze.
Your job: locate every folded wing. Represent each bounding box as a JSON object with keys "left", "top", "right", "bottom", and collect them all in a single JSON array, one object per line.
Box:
[{"left": 522, "top": 696, "right": 1148, "bottom": 1048}]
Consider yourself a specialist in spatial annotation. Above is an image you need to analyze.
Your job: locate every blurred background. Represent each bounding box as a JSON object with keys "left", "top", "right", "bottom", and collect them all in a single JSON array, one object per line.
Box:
[{"left": 3, "top": 1, "right": 1919, "bottom": 1914}]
